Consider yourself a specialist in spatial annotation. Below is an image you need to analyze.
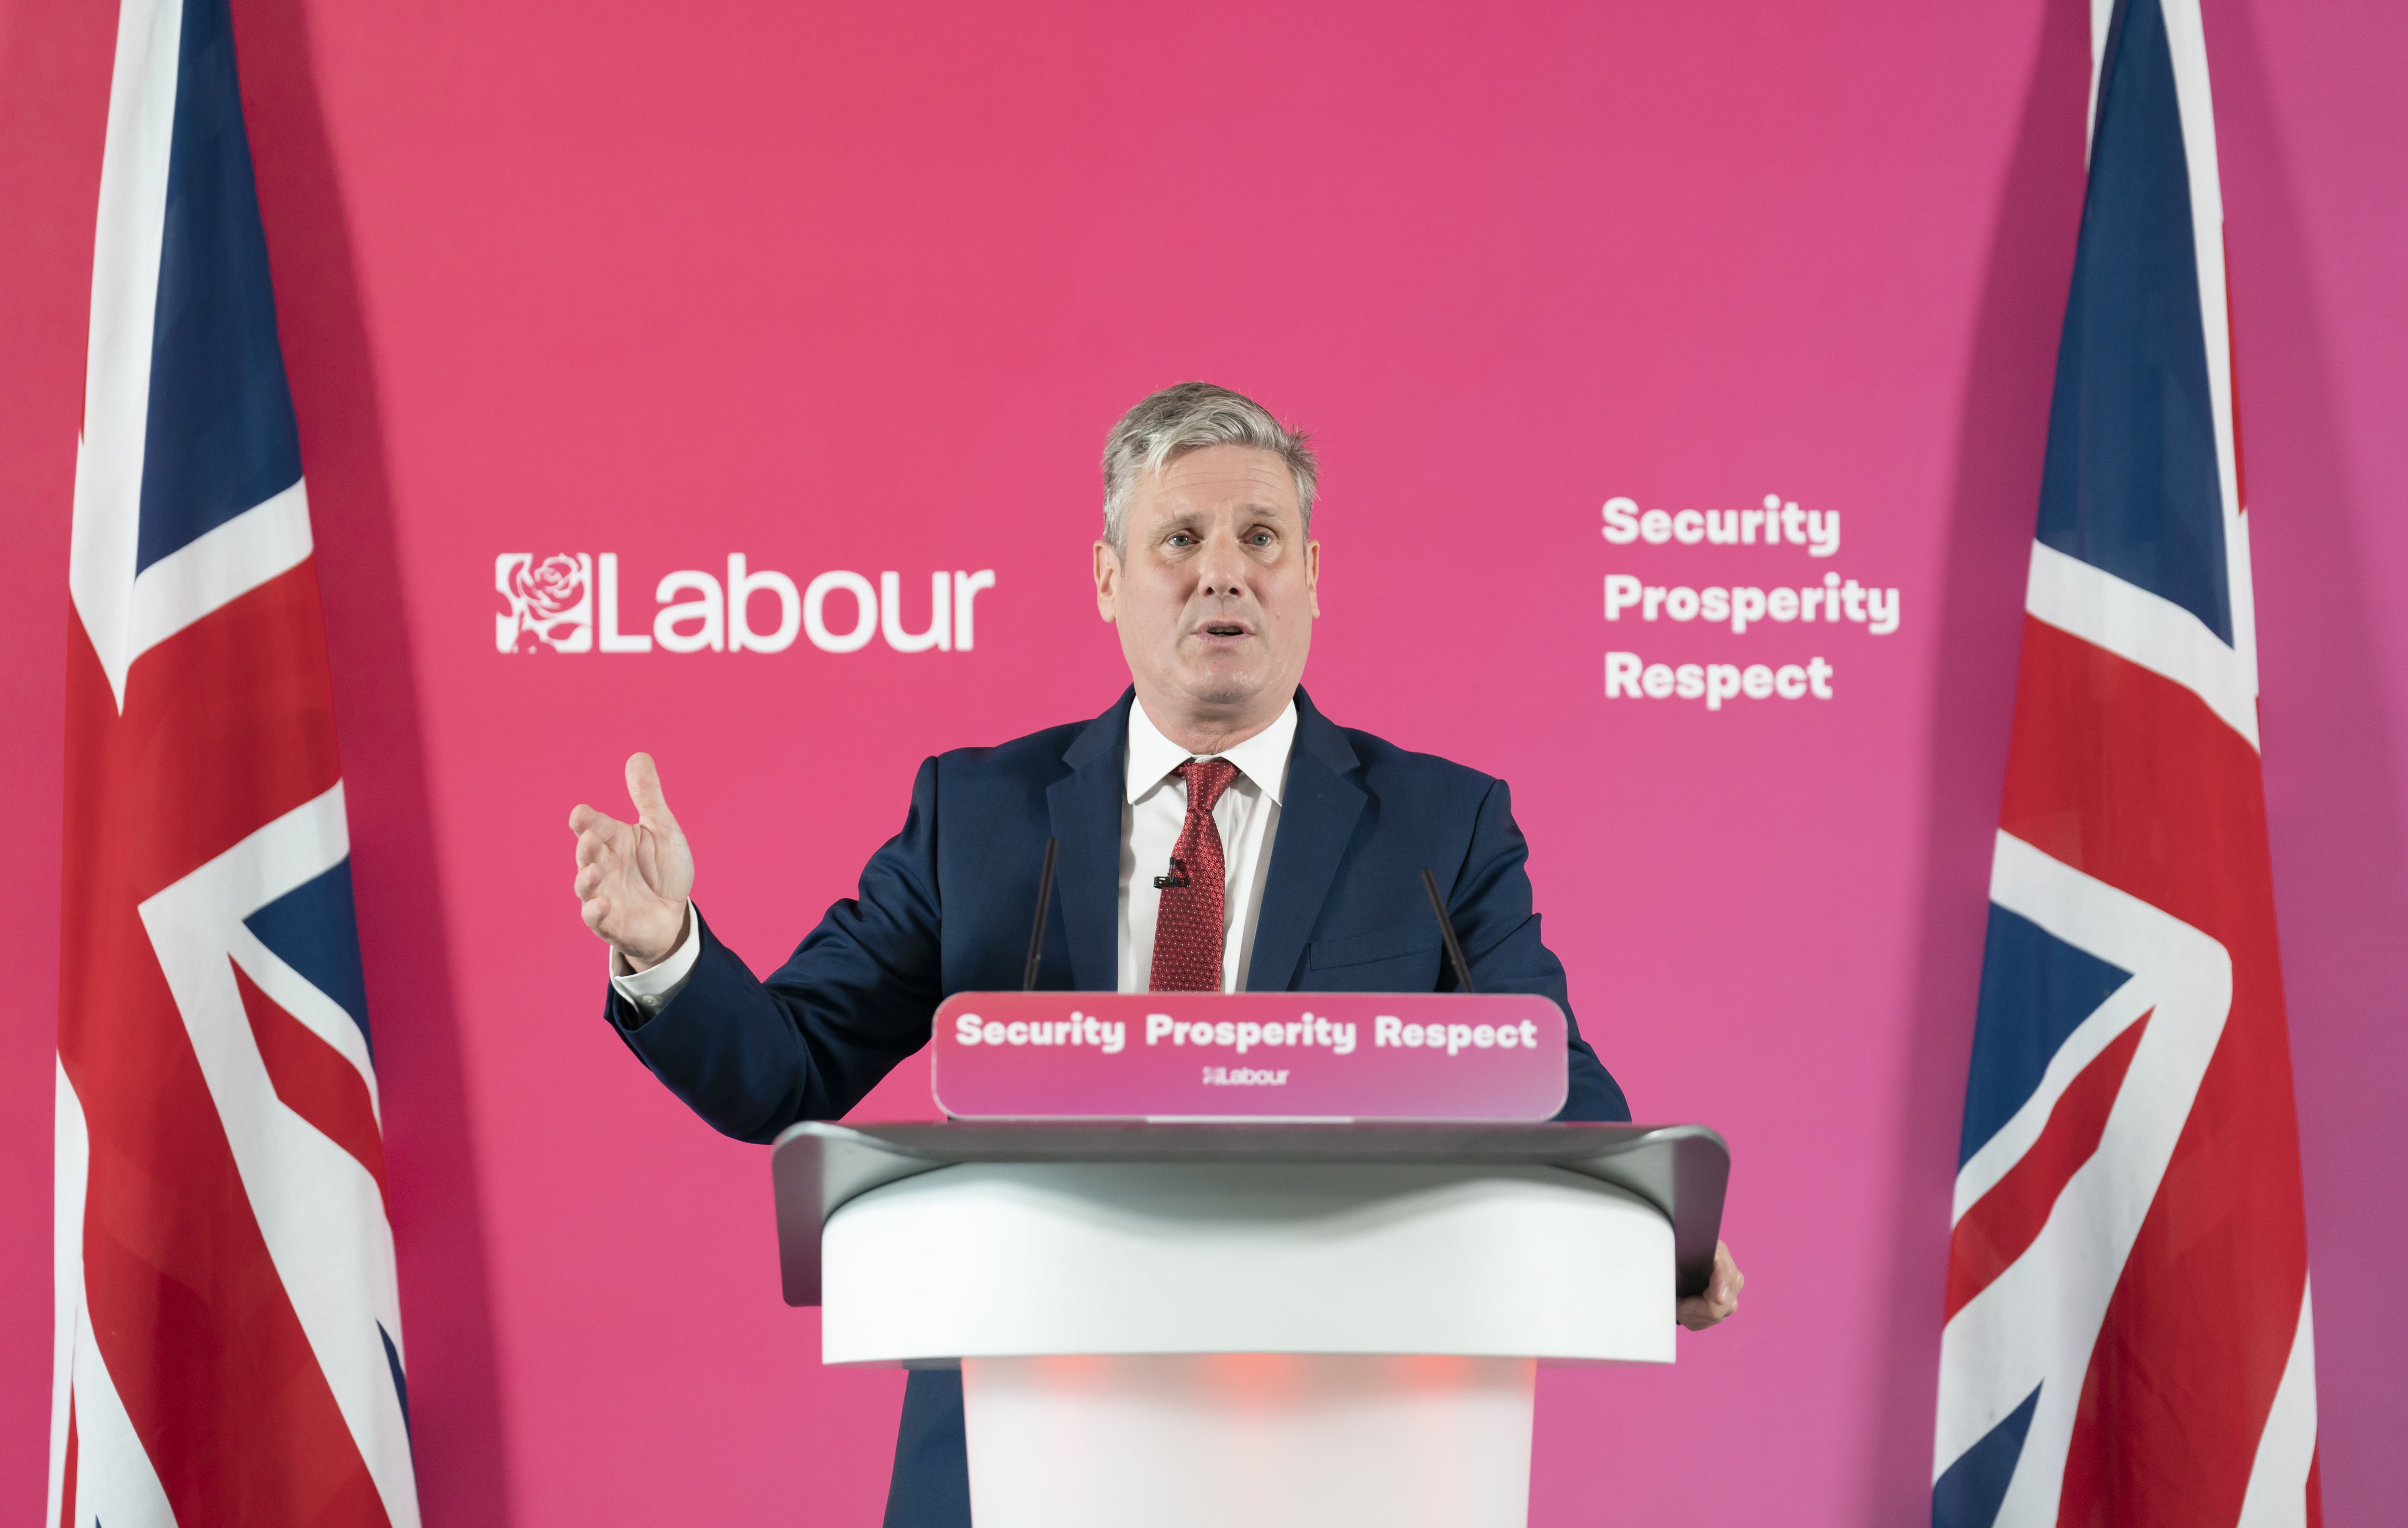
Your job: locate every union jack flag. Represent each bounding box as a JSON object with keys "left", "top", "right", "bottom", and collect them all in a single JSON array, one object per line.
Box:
[
  {"left": 1933, "top": 2, "right": 2317, "bottom": 1525},
  {"left": 50, "top": 0, "right": 419, "bottom": 1522}
]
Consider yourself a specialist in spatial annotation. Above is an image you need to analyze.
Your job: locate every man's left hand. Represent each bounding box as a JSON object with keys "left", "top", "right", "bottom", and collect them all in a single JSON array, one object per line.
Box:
[{"left": 1678, "top": 1240, "right": 1744, "bottom": 1330}]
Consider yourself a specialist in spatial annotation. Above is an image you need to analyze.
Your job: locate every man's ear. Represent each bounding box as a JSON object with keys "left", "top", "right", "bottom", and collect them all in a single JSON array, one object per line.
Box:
[
  {"left": 1094, "top": 540, "right": 1121, "bottom": 623},
  {"left": 1305, "top": 539, "right": 1320, "bottom": 618}
]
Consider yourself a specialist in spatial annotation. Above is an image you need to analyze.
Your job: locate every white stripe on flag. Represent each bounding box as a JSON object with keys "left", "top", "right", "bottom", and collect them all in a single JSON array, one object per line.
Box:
[
  {"left": 2154, "top": 0, "right": 2258, "bottom": 692},
  {"left": 1951, "top": 955, "right": 2156, "bottom": 1223},
  {"left": 2085, "top": 0, "right": 2114, "bottom": 162},
  {"left": 136, "top": 782, "right": 422, "bottom": 1528},
  {"left": 2023, "top": 541, "right": 2260, "bottom": 748},
  {"left": 127, "top": 480, "right": 317, "bottom": 665},
  {"left": 64, "top": 1300, "right": 178, "bottom": 1528},
  {"left": 68, "top": 0, "right": 184, "bottom": 711},
  {"left": 1935, "top": 832, "right": 2231, "bottom": 1526},
  {"left": 2235, "top": 1281, "right": 2319, "bottom": 1528},
  {"left": 2073, "top": 0, "right": 2258, "bottom": 699},
  {"left": 48, "top": 1061, "right": 89, "bottom": 1528}
]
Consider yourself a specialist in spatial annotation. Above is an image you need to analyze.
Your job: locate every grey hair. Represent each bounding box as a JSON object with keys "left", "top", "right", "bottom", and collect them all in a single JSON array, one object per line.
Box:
[{"left": 1100, "top": 381, "right": 1318, "bottom": 553}]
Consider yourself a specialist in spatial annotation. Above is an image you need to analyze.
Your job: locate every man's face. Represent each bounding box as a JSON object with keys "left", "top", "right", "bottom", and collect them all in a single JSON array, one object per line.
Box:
[{"left": 1095, "top": 444, "right": 1320, "bottom": 732}]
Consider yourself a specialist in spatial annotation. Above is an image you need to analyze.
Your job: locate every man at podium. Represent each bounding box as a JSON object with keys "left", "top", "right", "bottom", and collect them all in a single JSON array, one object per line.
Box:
[{"left": 569, "top": 381, "right": 1742, "bottom": 1526}]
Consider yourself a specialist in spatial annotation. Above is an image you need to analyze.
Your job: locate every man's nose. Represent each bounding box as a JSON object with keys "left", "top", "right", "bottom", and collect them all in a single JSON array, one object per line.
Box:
[{"left": 1194, "top": 534, "right": 1251, "bottom": 599}]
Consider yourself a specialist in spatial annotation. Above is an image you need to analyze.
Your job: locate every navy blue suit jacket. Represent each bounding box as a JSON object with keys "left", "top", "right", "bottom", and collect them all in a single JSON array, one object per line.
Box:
[{"left": 607, "top": 687, "right": 1629, "bottom": 1526}]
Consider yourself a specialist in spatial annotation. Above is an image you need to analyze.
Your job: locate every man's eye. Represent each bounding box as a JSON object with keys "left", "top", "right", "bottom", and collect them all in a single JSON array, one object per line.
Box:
[{"left": 1248, "top": 532, "right": 1273, "bottom": 546}]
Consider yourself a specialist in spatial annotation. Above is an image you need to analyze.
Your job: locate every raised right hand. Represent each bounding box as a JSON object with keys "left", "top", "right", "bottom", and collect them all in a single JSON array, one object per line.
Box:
[{"left": 570, "top": 752, "right": 696, "bottom": 968}]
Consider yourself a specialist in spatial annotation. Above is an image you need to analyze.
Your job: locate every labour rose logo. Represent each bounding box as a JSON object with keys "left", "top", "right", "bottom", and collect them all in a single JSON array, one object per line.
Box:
[{"left": 495, "top": 553, "right": 593, "bottom": 652}]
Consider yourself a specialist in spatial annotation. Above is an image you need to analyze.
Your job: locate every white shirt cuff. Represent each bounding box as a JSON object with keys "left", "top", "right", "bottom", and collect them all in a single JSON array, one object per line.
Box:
[{"left": 609, "top": 903, "right": 701, "bottom": 1018}]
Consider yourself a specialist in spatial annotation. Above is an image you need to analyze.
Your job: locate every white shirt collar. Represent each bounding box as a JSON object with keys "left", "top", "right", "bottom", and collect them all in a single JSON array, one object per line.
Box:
[{"left": 1125, "top": 695, "right": 1298, "bottom": 807}]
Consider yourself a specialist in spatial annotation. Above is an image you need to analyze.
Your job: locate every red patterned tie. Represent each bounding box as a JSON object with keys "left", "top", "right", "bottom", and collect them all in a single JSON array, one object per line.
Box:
[{"left": 1148, "top": 758, "right": 1241, "bottom": 992}]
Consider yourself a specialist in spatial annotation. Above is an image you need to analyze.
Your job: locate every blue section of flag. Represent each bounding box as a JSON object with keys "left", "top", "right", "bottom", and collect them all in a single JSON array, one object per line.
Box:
[
  {"left": 378, "top": 1322, "right": 411, "bottom": 1442},
  {"left": 1932, "top": 1385, "right": 2042, "bottom": 1528},
  {"left": 1961, "top": 904, "right": 2133, "bottom": 1166},
  {"left": 244, "top": 858, "right": 373, "bottom": 1057},
  {"left": 136, "top": 0, "right": 302, "bottom": 576},
  {"left": 2034, "top": 0, "right": 2230, "bottom": 643}
]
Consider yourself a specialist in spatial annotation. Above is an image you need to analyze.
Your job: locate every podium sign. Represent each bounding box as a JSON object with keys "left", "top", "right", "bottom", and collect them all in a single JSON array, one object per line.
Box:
[{"left": 930, "top": 991, "right": 1568, "bottom": 1121}]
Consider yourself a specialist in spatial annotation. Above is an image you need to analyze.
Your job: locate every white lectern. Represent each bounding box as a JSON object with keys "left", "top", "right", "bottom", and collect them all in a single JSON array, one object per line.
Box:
[{"left": 771, "top": 1121, "right": 1728, "bottom": 1527}]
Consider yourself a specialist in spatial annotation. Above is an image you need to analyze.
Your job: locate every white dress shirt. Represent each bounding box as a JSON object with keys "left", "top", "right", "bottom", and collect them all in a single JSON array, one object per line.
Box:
[
  {"left": 612, "top": 698, "right": 1298, "bottom": 1013},
  {"left": 1118, "top": 696, "right": 1294, "bottom": 994}
]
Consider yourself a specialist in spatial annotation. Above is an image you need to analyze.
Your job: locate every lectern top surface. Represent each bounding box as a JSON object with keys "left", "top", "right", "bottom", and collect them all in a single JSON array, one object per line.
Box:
[
  {"left": 826, "top": 1118, "right": 1710, "bottom": 1162},
  {"left": 769, "top": 1119, "right": 1729, "bottom": 1307}
]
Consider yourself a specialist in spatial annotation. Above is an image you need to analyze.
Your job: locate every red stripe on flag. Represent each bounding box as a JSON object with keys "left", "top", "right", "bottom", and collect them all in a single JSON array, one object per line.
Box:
[
  {"left": 107, "top": 561, "right": 343, "bottom": 901},
  {"left": 1945, "top": 1011, "right": 2152, "bottom": 1321},
  {"left": 1998, "top": 616, "right": 2309, "bottom": 1528},
  {"left": 60, "top": 576, "right": 391, "bottom": 1527},
  {"left": 233, "top": 960, "right": 390, "bottom": 1213}
]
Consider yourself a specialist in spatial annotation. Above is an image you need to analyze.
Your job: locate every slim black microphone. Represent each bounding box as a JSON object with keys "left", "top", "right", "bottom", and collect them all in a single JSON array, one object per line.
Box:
[
  {"left": 1420, "top": 868, "right": 1477, "bottom": 995},
  {"left": 1022, "top": 836, "right": 1059, "bottom": 992}
]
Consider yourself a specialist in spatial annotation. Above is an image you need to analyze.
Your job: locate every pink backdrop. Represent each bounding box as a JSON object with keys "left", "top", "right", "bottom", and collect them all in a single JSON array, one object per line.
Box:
[{"left": 3, "top": 0, "right": 2401, "bottom": 1521}]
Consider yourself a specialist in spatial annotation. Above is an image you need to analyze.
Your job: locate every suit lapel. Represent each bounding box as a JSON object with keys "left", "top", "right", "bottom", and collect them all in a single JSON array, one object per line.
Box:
[
  {"left": 1246, "top": 688, "right": 1365, "bottom": 992},
  {"left": 1046, "top": 690, "right": 1133, "bottom": 992}
]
